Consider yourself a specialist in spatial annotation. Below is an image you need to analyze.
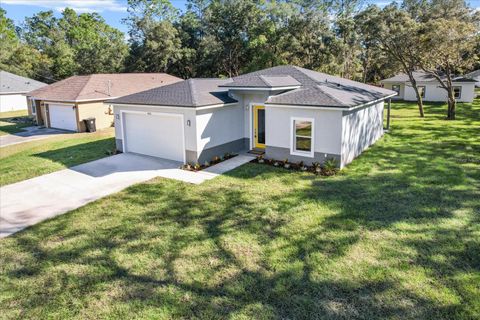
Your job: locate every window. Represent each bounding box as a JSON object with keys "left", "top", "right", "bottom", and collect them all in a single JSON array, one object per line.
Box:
[
  {"left": 31, "top": 104, "right": 36, "bottom": 114},
  {"left": 418, "top": 86, "right": 426, "bottom": 99},
  {"left": 291, "top": 117, "right": 314, "bottom": 157},
  {"left": 453, "top": 86, "right": 462, "bottom": 99},
  {"left": 392, "top": 84, "right": 401, "bottom": 94}
]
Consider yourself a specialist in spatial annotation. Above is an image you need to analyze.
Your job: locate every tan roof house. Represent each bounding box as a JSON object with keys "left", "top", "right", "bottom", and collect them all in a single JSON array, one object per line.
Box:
[{"left": 26, "top": 73, "right": 182, "bottom": 132}]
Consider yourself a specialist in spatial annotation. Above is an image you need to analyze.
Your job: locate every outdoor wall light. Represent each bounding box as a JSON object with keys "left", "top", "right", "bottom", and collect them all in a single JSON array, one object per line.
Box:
[
  {"left": 115, "top": 114, "right": 120, "bottom": 120},
  {"left": 187, "top": 120, "right": 191, "bottom": 126}
]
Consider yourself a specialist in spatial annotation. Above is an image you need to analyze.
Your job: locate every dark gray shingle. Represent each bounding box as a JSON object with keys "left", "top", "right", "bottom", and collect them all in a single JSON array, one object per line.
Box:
[{"left": 109, "top": 78, "right": 237, "bottom": 107}]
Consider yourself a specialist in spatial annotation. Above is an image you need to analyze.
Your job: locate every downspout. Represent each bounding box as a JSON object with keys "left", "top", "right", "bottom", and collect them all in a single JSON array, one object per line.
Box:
[{"left": 386, "top": 98, "right": 391, "bottom": 131}]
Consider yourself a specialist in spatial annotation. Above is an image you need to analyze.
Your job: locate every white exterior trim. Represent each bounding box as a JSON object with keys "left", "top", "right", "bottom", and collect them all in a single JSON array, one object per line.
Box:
[
  {"left": 43, "top": 102, "right": 75, "bottom": 107},
  {"left": 290, "top": 116, "right": 315, "bottom": 158},
  {"left": 108, "top": 102, "right": 238, "bottom": 112},
  {"left": 1, "top": 91, "right": 28, "bottom": 95},
  {"left": 119, "top": 109, "right": 186, "bottom": 164},
  {"left": 32, "top": 97, "right": 120, "bottom": 103}
]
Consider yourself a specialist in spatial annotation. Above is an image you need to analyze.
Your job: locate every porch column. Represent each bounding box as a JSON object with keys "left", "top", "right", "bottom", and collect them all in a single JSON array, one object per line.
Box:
[{"left": 386, "top": 98, "right": 391, "bottom": 131}]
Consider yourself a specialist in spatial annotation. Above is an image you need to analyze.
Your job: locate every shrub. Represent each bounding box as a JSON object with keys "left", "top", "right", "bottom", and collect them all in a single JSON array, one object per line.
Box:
[{"left": 322, "top": 158, "right": 339, "bottom": 176}]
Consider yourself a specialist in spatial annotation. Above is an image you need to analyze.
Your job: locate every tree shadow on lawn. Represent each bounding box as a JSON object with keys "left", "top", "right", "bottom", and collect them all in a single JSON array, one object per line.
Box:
[
  {"left": 5, "top": 157, "right": 479, "bottom": 319},
  {"left": 3, "top": 102, "right": 479, "bottom": 319}
]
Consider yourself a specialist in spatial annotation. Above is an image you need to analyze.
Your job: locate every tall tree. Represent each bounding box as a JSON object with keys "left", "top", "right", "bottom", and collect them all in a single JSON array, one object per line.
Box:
[
  {"left": 124, "top": 0, "right": 182, "bottom": 73},
  {"left": 360, "top": 4, "right": 426, "bottom": 117},
  {"left": 21, "top": 8, "right": 128, "bottom": 79},
  {"left": 418, "top": 19, "right": 478, "bottom": 120},
  {"left": 0, "top": 8, "right": 51, "bottom": 82}
]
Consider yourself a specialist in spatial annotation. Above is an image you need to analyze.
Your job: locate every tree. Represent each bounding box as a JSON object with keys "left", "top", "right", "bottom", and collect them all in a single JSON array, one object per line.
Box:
[
  {"left": 124, "top": 0, "right": 182, "bottom": 73},
  {"left": 418, "top": 18, "right": 478, "bottom": 120},
  {"left": 20, "top": 8, "right": 128, "bottom": 80},
  {"left": 360, "top": 4, "right": 426, "bottom": 117}
]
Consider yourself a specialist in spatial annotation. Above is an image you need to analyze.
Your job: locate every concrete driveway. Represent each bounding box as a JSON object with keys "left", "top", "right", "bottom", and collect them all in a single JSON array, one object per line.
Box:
[
  {"left": 0, "top": 126, "right": 68, "bottom": 147},
  {"left": 0, "top": 153, "right": 197, "bottom": 238},
  {"left": 0, "top": 152, "right": 255, "bottom": 238}
]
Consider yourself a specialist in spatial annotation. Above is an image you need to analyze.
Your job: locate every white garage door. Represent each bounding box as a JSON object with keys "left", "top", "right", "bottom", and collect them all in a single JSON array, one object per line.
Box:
[
  {"left": 123, "top": 112, "right": 185, "bottom": 162},
  {"left": 49, "top": 104, "right": 77, "bottom": 131}
]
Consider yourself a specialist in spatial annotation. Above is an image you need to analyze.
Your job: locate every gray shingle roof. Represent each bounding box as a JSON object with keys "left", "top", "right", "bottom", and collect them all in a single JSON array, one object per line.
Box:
[
  {"left": 0, "top": 70, "right": 47, "bottom": 94},
  {"left": 381, "top": 71, "right": 477, "bottom": 83},
  {"left": 220, "top": 75, "right": 301, "bottom": 88},
  {"left": 254, "top": 65, "right": 395, "bottom": 107},
  {"left": 465, "top": 69, "right": 480, "bottom": 81},
  {"left": 110, "top": 65, "right": 396, "bottom": 109},
  {"left": 109, "top": 78, "right": 237, "bottom": 107}
]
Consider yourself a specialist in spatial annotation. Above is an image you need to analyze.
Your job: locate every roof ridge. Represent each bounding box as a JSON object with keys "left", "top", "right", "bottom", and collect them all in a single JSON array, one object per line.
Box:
[
  {"left": 315, "top": 84, "right": 348, "bottom": 107},
  {"left": 77, "top": 74, "right": 99, "bottom": 99},
  {"left": 187, "top": 79, "right": 198, "bottom": 106},
  {"left": 258, "top": 75, "right": 271, "bottom": 87}
]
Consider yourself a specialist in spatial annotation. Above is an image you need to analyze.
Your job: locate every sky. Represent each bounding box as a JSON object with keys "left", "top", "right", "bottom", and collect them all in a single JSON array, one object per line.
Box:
[{"left": 2, "top": 0, "right": 480, "bottom": 35}]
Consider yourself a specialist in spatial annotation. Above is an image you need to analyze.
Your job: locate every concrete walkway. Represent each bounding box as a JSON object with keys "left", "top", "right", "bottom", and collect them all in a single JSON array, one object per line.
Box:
[
  {"left": 0, "top": 153, "right": 255, "bottom": 238},
  {"left": 0, "top": 126, "right": 67, "bottom": 147}
]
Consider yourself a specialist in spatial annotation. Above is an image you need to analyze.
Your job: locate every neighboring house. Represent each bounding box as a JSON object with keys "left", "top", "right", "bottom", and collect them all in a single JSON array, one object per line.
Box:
[
  {"left": 380, "top": 71, "right": 476, "bottom": 103},
  {"left": 0, "top": 71, "right": 47, "bottom": 112},
  {"left": 26, "top": 73, "right": 182, "bottom": 132},
  {"left": 465, "top": 69, "right": 480, "bottom": 87},
  {"left": 108, "top": 65, "right": 396, "bottom": 168}
]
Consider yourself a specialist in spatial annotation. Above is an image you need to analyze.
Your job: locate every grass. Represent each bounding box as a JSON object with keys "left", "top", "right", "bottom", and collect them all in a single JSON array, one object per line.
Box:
[
  {"left": 0, "top": 110, "right": 33, "bottom": 136},
  {"left": 0, "top": 128, "right": 115, "bottom": 186},
  {"left": 1, "top": 101, "right": 479, "bottom": 319}
]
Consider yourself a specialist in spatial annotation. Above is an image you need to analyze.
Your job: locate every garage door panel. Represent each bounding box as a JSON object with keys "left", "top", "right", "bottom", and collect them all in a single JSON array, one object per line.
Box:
[
  {"left": 49, "top": 104, "right": 77, "bottom": 131},
  {"left": 123, "top": 112, "right": 184, "bottom": 162}
]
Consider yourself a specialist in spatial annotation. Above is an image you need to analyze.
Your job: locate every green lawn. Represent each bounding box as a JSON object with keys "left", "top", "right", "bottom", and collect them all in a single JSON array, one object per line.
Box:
[
  {"left": 0, "top": 128, "right": 115, "bottom": 186},
  {"left": 1, "top": 101, "right": 479, "bottom": 319},
  {"left": 0, "top": 110, "right": 33, "bottom": 136}
]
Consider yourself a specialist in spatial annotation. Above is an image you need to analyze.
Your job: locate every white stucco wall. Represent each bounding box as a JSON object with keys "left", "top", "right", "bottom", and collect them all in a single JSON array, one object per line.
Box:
[
  {"left": 341, "top": 101, "right": 384, "bottom": 167},
  {"left": 196, "top": 104, "right": 244, "bottom": 153},
  {"left": 383, "top": 81, "right": 475, "bottom": 103},
  {"left": 266, "top": 106, "right": 343, "bottom": 155},
  {"left": 382, "top": 83, "right": 404, "bottom": 100},
  {"left": 111, "top": 104, "right": 197, "bottom": 152},
  {"left": 0, "top": 94, "right": 28, "bottom": 112}
]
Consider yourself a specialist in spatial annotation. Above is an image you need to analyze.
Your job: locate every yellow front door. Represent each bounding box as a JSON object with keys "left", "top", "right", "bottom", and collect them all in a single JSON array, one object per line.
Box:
[{"left": 253, "top": 105, "right": 266, "bottom": 149}]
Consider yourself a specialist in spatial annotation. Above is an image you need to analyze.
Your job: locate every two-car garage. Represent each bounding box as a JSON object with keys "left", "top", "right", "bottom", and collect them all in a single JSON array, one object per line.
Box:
[{"left": 121, "top": 112, "right": 186, "bottom": 163}]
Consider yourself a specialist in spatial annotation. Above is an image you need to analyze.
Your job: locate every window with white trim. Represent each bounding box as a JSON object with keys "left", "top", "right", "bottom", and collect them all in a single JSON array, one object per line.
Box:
[
  {"left": 31, "top": 104, "right": 36, "bottom": 114},
  {"left": 392, "top": 84, "right": 400, "bottom": 94},
  {"left": 291, "top": 117, "right": 314, "bottom": 157},
  {"left": 453, "top": 86, "right": 462, "bottom": 99}
]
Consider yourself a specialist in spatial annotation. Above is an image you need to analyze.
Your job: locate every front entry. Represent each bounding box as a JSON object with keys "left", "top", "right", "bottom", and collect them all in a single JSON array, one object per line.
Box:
[{"left": 253, "top": 105, "right": 266, "bottom": 149}]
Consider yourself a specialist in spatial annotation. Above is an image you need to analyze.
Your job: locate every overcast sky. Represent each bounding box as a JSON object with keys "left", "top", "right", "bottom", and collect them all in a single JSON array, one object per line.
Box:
[{"left": 2, "top": 0, "right": 480, "bottom": 35}]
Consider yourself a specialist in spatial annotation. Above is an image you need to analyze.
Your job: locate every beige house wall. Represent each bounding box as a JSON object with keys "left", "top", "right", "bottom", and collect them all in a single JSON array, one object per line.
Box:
[{"left": 76, "top": 101, "right": 114, "bottom": 132}]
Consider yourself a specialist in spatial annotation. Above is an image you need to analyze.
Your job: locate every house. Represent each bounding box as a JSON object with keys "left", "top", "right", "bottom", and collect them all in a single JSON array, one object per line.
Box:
[
  {"left": 26, "top": 73, "right": 182, "bottom": 132},
  {"left": 465, "top": 69, "right": 480, "bottom": 87},
  {"left": 0, "top": 70, "right": 47, "bottom": 112},
  {"left": 108, "top": 65, "right": 396, "bottom": 168},
  {"left": 380, "top": 71, "right": 476, "bottom": 103}
]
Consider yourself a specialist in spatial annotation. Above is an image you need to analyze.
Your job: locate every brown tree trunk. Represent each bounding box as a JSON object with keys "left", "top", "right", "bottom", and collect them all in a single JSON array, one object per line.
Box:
[
  {"left": 447, "top": 92, "right": 456, "bottom": 120},
  {"left": 409, "top": 76, "right": 425, "bottom": 117}
]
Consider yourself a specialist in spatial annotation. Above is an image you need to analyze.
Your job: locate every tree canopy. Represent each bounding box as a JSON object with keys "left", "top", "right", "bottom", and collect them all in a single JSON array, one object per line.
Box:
[{"left": 1, "top": 0, "right": 478, "bottom": 118}]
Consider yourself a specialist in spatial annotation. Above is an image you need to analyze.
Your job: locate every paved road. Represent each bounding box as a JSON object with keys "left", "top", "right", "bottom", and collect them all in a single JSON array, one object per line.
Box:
[{"left": 0, "top": 126, "right": 67, "bottom": 147}]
